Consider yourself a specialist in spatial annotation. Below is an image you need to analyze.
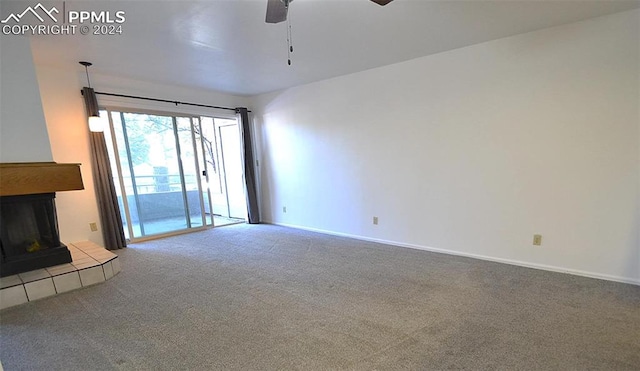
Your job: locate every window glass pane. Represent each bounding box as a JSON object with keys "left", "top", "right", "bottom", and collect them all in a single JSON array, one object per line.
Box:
[{"left": 176, "top": 117, "right": 203, "bottom": 228}]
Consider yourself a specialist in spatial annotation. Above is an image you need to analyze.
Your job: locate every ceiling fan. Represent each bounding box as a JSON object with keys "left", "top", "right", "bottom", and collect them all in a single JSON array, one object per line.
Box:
[{"left": 266, "top": 0, "right": 394, "bottom": 24}]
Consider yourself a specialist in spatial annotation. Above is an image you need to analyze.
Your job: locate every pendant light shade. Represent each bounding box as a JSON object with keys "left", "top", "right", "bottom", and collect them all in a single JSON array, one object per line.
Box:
[
  {"left": 82, "top": 87, "right": 102, "bottom": 132},
  {"left": 88, "top": 116, "right": 104, "bottom": 132},
  {"left": 80, "top": 61, "right": 102, "bottom": 132}
]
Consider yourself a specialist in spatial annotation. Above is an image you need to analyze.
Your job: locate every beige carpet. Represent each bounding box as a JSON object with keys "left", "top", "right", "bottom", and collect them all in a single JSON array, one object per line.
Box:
[{"left": 1, "top": 224, "right": 639, "bottom": 370}]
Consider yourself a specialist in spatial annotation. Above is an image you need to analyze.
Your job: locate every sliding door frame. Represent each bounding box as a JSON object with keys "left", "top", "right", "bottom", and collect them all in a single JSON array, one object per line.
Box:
[
  {"left": 190, "top": 117, "right": 208, "bottom": 229},
  {"left": 102, "top": 106, "right": 239, "bottom": 242}
]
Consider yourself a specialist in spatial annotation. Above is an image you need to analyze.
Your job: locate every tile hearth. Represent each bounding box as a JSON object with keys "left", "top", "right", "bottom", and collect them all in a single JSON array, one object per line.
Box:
[{"left": 0, "top": 241, "right": 120, "bottom": 310}]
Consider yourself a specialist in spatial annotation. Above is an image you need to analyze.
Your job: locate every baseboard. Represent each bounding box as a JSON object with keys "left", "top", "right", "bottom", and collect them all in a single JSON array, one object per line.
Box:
[{"left": 265, "top": 221, "right": 640, "bottom": 286}]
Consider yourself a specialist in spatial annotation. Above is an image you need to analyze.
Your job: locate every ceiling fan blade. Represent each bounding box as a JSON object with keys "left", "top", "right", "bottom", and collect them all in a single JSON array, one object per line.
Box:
[
  {"left": 370, "top": 0, "right": 393, "bottom": 5},
  {"left": 266, "top": 0, "right": 290, "bottom": 24}
]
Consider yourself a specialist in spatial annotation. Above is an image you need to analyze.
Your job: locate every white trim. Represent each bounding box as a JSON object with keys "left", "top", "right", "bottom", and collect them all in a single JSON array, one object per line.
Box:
[{"left": 265, "top": 221, "right": 640, "bottom": 286}]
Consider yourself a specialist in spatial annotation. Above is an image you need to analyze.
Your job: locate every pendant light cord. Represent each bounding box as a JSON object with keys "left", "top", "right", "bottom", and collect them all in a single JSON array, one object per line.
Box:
[
  {"left": 85, "top": 67, "right": 92, "bottom": 88},
  {"left": 80, "top": 61, "right": 93, "bottom": 87}
]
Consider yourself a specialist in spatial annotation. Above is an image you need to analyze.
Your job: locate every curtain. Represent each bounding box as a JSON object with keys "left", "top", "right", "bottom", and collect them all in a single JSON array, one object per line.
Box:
[
  {"left": 89, "top": 131, "right": 127, "bottom": 250},
  {"left": 236, "top": 107, "right": 260, "bottom": 224}
]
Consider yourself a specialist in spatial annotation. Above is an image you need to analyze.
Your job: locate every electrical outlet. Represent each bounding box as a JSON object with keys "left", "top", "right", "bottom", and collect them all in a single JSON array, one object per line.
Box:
[
  {"left": 533, "top": 234, "right": 542, "bottom": 246},
  {"left": 373, "top": 216, "right": 378, "bottom": 225},
  {"left": 89, "top": 222, "right": 98, "bottom": 232},
  {"left": 283, "top": 206, "right": 287, "bottom": 213}
]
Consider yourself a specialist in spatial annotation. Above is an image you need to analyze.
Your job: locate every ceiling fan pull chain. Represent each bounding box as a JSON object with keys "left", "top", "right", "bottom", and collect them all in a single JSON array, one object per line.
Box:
[
  {"left": 287, "top": 15, "right": 293, "bottom": 65},
  {"left": 288, "top": 17, "right": 294, "bottom": 53}
]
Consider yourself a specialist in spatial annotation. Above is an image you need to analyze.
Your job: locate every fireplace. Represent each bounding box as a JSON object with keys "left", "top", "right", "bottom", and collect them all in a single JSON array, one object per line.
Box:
[
  {"left": 0, "top": 193, "right": 72, "bottom": 277},
  {"left": 0, "top": 162, "right": 84, "bottom": 277}
]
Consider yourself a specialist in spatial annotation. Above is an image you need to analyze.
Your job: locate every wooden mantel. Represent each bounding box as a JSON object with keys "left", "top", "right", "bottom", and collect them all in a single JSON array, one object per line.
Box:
[{"left": 0, "top": 162, "right": 84, "bottom": 196}]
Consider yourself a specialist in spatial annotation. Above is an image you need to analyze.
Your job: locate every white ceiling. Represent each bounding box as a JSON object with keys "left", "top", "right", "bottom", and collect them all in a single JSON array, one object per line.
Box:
[{"left": 7, "top": 0, "right": 640, "bottom": 96}]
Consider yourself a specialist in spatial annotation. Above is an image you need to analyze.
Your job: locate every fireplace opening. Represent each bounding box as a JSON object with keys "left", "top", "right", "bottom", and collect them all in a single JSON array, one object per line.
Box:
[{"left": 0, "top": 193, "right": 72, "bottom": 277}]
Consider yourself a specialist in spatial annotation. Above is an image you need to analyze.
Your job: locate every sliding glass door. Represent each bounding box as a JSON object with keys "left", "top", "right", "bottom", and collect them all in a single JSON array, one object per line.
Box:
[
  {"left": 216, "top": 119, "right": 247, "bottom": 219},
  {"left": 176, "top": 117, "right": 206, "bottom": 229},
  {"left": 199, "top": 117, "right": 247, "bottom": 227},
  {"left": 103, "top": 109, "right": 245, "bottom": 241}
]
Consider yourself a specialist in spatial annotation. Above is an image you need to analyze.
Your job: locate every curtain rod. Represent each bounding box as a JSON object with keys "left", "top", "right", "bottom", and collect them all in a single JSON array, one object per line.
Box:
[{"left": 92, "top": 91, "right": 249, "bottom": 113}]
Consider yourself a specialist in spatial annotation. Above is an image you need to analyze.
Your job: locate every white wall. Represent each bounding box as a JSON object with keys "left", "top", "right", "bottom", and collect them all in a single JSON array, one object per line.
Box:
[
  {"left": 252, "top": 10, "right": 640, "bottom": 284},
  {"left": 0, "top": 35, "right": 52, "bottom": 162},
  {"left": 33, "top": 65, "right": 103, "bottom": 246},
  {"left": 33, "top": 63, "right": 249, "bottom": 247}
]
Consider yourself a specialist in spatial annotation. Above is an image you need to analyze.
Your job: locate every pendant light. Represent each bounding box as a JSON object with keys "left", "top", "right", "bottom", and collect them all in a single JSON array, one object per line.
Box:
[{"left": 79, "top": 61, "right": 103, "bottom": 132}]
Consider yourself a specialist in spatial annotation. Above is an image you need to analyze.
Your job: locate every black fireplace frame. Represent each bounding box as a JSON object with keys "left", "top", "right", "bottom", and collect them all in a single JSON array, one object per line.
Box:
[{"left": 0, "top": 193, "right": 72, "bottom": 277}]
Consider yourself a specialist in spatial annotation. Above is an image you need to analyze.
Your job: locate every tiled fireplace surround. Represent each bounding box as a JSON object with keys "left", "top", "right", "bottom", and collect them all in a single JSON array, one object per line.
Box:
[{"left": 0, "top": 241, "right": 120, "bottom": 310}]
